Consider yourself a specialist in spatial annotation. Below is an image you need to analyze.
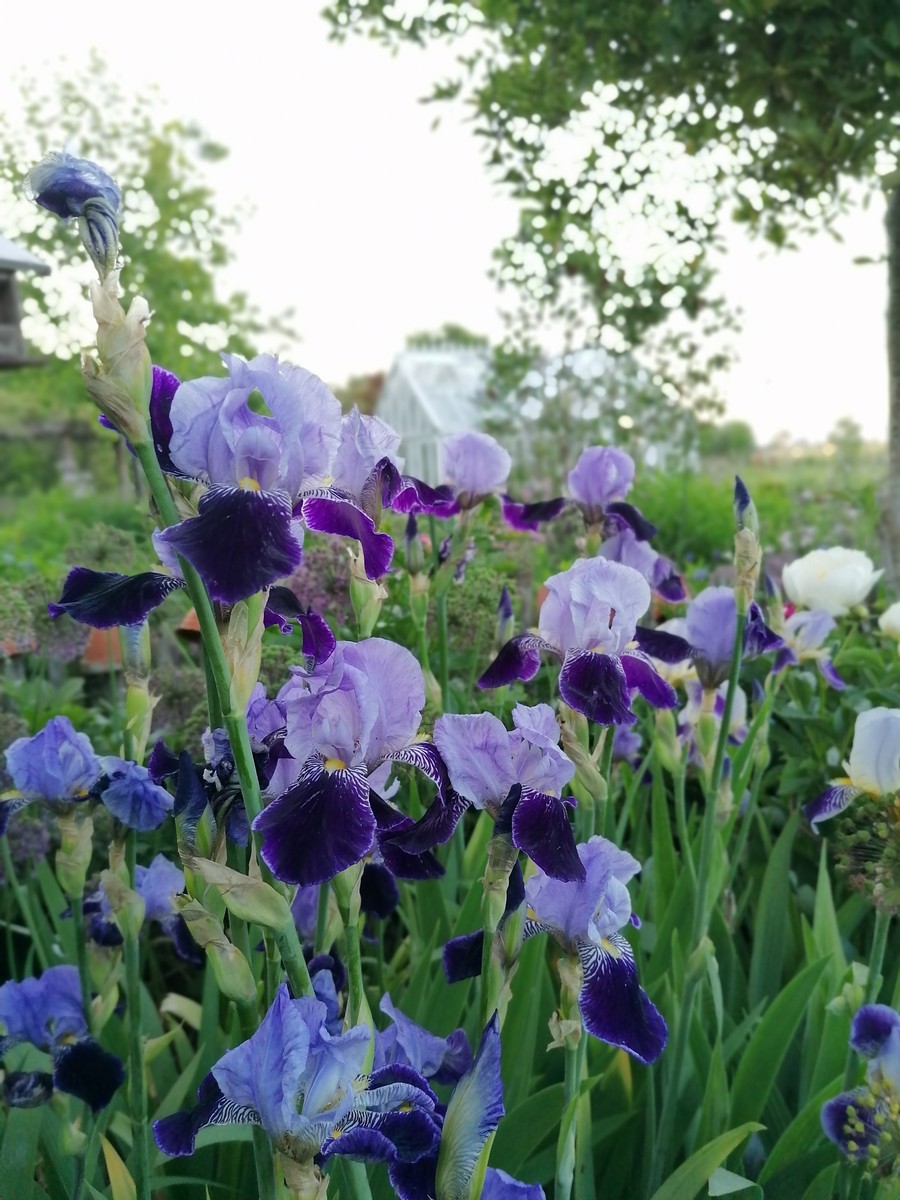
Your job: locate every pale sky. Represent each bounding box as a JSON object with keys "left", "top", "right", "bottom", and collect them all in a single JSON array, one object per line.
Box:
[{"left": 1, "top": 2, "right": 890, "bottom": 443}]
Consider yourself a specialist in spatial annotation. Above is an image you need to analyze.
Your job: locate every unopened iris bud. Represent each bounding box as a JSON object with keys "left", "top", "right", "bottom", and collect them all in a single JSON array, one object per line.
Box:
[
  {"left": 55, "top": 807, "right": 95, "bottom": 899},
  {"left": 654, "top": 708, "right": 681, "bottom": 774},
  {"left": 349, "top": 559, "right": 387, "bottom": 639},
  {"left": 733, "top": 476, "right": 761, "bottom": 615},
  {"left": 99, "top": 868, "right": 146, "bottom": 942},
  {"left": 121, "top": 623, "right": 158, "bottom": 763},
  {"left": 224, "top": 595, "right": 266, "bottom": 713},
  {"left": 176, "top": 897, "right": 257, "bottom": 1006},
  {"left": 26, "top": 151, "right": 121, "bottom": 280},
  {"left": 186, "top": 856, "right": 292, "bottom": 932},
  {"left": 83, "top": 272, "right": 153, "bottom": 445}
]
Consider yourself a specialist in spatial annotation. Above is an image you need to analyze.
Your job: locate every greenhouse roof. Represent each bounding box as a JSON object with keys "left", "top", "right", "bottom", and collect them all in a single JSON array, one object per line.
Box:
[{"left": 0, "top": 235, "right": 51, "bottom": 276}]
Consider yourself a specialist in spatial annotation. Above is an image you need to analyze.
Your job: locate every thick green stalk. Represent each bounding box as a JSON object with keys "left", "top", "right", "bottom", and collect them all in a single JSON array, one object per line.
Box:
[
  {"left": 315, "top": 883, "right": 330, "bottom": 956},
  {"left": 596, "top": 727, "right": 615, "bottom": 838},
  {"left": 864, "top": 910, "right": 892, "bottom": 1005},
  {"left": 555, "top": 1035, "right": 587, "bottom": 1200},
  {"left": 648, "top": 973, "right": 700, "bottom": 1195},
  {"left": 124, "top": 832, "right": 150, "bottom": 1200},
  {"left": 344, "top": 920, "right": 365, "bottom": 1026},
  {"left": 274, "top": 922, "right": 314, "bottom": 1000},
  {"left": 722, "top": 764, "right": 765, "bottom": 896}
]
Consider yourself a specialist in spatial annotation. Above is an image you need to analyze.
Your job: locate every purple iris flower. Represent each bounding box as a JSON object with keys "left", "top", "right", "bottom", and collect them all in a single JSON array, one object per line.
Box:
[
  {"left": 152, "top": 353, "right": 342, "bottom": 603},
  {"left": 374, "top": 995, "right": 472, "bottom": 1085},
  {"left": 821, "top": 1004, "right": 900, "bottom": 1165},
  {"left": 772, "top": 608, "right": 844, "bottom": 689},
  {"left": 297, "top": 409, "right": 401, "bottom": 579},
  {"left": 154, "top": 985, "right": 441, "bottom": 1173},
  {"left": 252, "top": 639, "right": 444, "bottom": 886},
  {"left": 483, "top": 1170, "right": 546, "bottom": 1200},
  {"left": 396, "top": 705, "right": 584, "bottom": 881},
  {"left": 394, "top": 430, "right": 511, "bottom": 518},
  {"left": 684, "top": 587, "right": 782, "bottom": 690},
  {"left": 523, "top": 836, "right": 667, "bottom": 1064},
  {"left": 599, "top": 528, "right": 685, "bottom": 603},
  {"left": 96, "top": 757, "right": 173, "bottom": 831},
  {"left": 2, "top": 716, "right": 100, "bottom": 834},
  {"left": 88, "top": 854, "right": 199, "bottom": 962},
  {"left": 0, "top": 966, "right": 124, "bottom": 1112},
  {"left": 502, "top": 444, "right": 656, "bottom": 540},
  {"left": 677, "top": 680, "right": 748, "bottom": 763},
  {"left": 478, "top": 558, "right": 677, "bottom": 726}
]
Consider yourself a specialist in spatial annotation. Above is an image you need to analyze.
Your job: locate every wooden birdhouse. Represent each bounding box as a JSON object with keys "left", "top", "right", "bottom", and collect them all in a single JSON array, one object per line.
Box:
[{"left": 0, "top": 235, "right": 50, "bottom": 368}]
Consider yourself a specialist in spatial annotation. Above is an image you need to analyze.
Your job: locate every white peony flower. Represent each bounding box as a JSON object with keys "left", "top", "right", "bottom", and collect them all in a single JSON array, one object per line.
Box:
[
  {"left": 781, "top": 547, "right": 881, "bottom": 617},
  {"left": 878, "top": 600, "right": 900, "bottom": 647}
]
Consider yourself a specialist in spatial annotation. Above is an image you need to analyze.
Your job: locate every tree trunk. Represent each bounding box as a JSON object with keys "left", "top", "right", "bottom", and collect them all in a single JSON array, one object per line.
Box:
[{"left": 883, "top": 187, "right": 900, "bottom": 589}]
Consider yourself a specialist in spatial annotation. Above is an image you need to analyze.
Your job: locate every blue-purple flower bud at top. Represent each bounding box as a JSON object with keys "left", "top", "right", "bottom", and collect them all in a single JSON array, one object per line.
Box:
[
  {"left": 524, "top": 836, "right": 667, "bottom": 1064},
  {"left": 97, "top": 757, "right": 174, "bottom": 831},
  {"left": 375, "top": 995, "right": 472, "bottom": 1085},
  {"left": 733, "top": 475, "right": 758, "bottom": 535},
  {"left": 252, "top": 638, "right": 445, "bottom": 886},
  {"left": 821, "top": 1004, "right": 900, "bottom": 1165},
  {"left": 26, "top": 151, "right": 121, "bottom": 277},
  {"left": 479, "top": 558, "right": 677, "bottom": 727},
  {"left": 0, "top": 966, "right": 124, "bottom": 1112},
  {"left": 5, "top": 716, "right": 100, "bottom": 803},
  {"left": 154, "top": 984, "right": 440, "bottom": 1170}
]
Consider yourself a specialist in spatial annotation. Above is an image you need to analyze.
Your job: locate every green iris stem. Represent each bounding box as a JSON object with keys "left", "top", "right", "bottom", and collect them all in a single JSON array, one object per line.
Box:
[
  {"left": 341, "top": 1160, "right": 374, "bottom": 1200},
  {"left": 648, "top": 972, "right": 700, "bottom": 1196},
  {"left": 123, "top": 831, "right": 150, "bottom": 1200},
  {"left": 237, "top": 1000, "right": 278, "bottom": 1200},
  {"left": 673, "top": 766, "right": 696, "bottom": 887},
  {"left": 555, "top": 1033, "right": 588, "bottom": 1200},
  {"left": 595, "top": 727, "right": 615, "bottom": 838},
  {"left": 436, "top": 591, "right": 450, "bottom": 711},
  {"left": 274, "top": 922, "right": 314, "bottom": 1001},
  {"left": 693, "top": 610, "right": 747, "bottom": 951},
  {"left": 722, "top": 763, "right": 765, "bottom": 897},
  {"left": 344, "top": 920, "right": 365, "bottom": 1026},
  {"left": 865, "top": 909, "right": 892, "bottom": 1006},
  {"left": 315, "top": 882, "right": 330, "bottom": 956},
  {"left": 70, "top": 893, "right": 93, "bottom": 1032},
  {"left": 1, "top": 837, "right": 50, "bottom": 969}
]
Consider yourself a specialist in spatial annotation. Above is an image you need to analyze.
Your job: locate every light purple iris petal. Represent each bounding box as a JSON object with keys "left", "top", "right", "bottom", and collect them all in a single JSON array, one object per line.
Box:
[
  {"left": 511, "top": 703, "right": 560, "bottom": 750},
  {"left": 558, "top": 651, "right": 635, "bottom": 726},
  {"left": 291, "top": 885, "right": 321, "bottom": 942},
  {"left": 785, "top": 609, "right": 836, "bottom": 653},
  {"left": 5, "top": 716, "right": 99, "bottom": 802},
  {"left": 620, "top": 652, "right": 677, "bottom": 710},
  {"left": 341, "top": 640, "right": 425, "bottom": 764},
  {"left": 686, "top": 587, "right": 738, "bottom": 689},
  {"left": 508, "top": 735, "right": 573, "bottom": 798},
  {"left": 802, "top": 783, "right": 862, "bottom": 830},
  {"left": 599, "top": 529, "right": 683, "bottom": 602},
  {"left": 511, "top": 790, "right": 583, "bottom": 881},
  {"left": 478, "top": 634, "right": 552, "bottom": 690},
  {"left": 817, "top": 657, "right": 845, "bottom": 689},
  {"left": 524, "top": 835, "right": 640, "bottom": 944},
  {"left": 375, "top": 995, "right": 472, "bottom": 1084},
  {"left": 847, "top": 707, "right": 900, "bottom": 794},
  {"left": 442, "top": 431, "right": 511, "bottom": 501},
  {"left": 331, "top": 410, "right": 403, "bottom": 500},
  {"left": 539, "top": 558, "right": 650, "bottom": 656},
  {"left": 577, "top": 935, "right": 667, "bottom": 1064},
  {"left": 97, "top": 757, "right": 174, "bottom": 831},
  {"left": 253, "top": 761, "right": 376, "bottom": 885},
  {"left": 155, "top": 487, "right": 303, "bottom": 604},
  {"left": 0, "top": 965, "right": 87, "bottom": 1049},
  {"left": 567, "top": 446, "right": 635, "bottom": 513},
  {"left": 772, "top": 646, "right": 799, "bottom": 675},
  {"left": 483, "top": 1168, "right": 546, "bottom": 1200},
  {"left": 300, "top": 495, "right": 394, "bottom": 579},
  {"left": 135, "top": 854, "right": 184, "bottom": 924},
  {"left": 433, "top": 714, "right": 517, "bottom": 809}
]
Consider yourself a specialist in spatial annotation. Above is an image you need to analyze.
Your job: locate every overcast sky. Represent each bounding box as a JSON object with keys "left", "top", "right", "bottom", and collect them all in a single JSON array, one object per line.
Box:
[{"left": 1, "top": 3, "right": 890, "bottom": 443}]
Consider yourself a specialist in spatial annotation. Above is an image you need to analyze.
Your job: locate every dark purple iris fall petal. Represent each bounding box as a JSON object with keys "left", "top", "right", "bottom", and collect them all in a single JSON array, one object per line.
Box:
[
  {"left": 361, "top": 455, "right": 405, "bottom": 519},
  {"left": 511, "top": 790, "right": 584, "bottom": 882},
  {"left": 477, "top": 634, "right": 550, "bottom": 690},
  {"left": 263, "top": 587, "right": 337, "bottom": 663},
  {"left": 3, "top": 1070, "right": 55, "bottom": 1109},
  {"left": 147, "top": 739, "right": 180, "bottom": 783},
  {"left": 802, "top": 783, "right": 861, "bottom": 830},
  {"left": 157, "top": 487, "right": 303, "bottom": 604},
  {"left": 501, "top": 495, "right": 568, "bottom": 531},
  {"left": 817, "top": 658, "right": 845, "bottom": 689},
  {"left": 654, "top": 564, "right": 686, "bottom": 603},
  {"left": 389, "top": 1154, "right": 439, "bottom": 1200},
  {"left": 382, "top": 790, "right": 470, "bottom": 856},
  {"left": 150, "top": 366, "right": 180, "bottom": 474},
  {"left": 443, "top": 931, "right": 486, "bottom": 983},
  {"left": 576, "top": 934, "right": 667, "bottom": 1065},
  {"left": 300, "top": 495, "right": 394, "bottom": 579},
  {"left": 558, "top": 651, "right": 635, "bottom": 726},
  {"left": 632, "top": 625, "right": 691, "bottom": 663},
  {"left": 321, "top": 1109, "right": 442, "bottom": 1165},
  {"left": 252, "top": 760, "right": 375, "bottom": 886},
  {"left": 605, "top": 501, "right": 657, "bottom": 541},
  {"left": 360, "top": 863, "right": 401, "bottom": 919},
  {"left": 620, "top": 653, "right": 678, "bottom": 709},
  {"left": 153, "top": 1074, "right": 259, "bottom": 1158},
  {"left": 744, "top": 602, "right": 783, "bottom": 657},
  {"left": 378, "top": 833, "right": 445, "bottom": 881},
  {"left": 52, "top": 1039, "right": 125, "bottom": 1112},
  {"left": 48, "top": 567, "right": 183, "bottom": 629},
  {"left": 391, "top": 476, "right": 458, "bottom": 517}
]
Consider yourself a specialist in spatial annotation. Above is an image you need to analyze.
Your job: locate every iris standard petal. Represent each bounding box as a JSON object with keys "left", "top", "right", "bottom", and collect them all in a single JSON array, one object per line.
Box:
[
  {"left": 436, "top": 1014, "right": 505, "bottom": 1200},
  {"left": 157, "top": 486, "right": 302, "bottom": 603},
  {"left": 300, "top": 495, "right": 394, "bottom": 579},
  {"left": 48, "top": 567, "right": 183, "bottom": 628},
  {"left": 847, "top": 707, "right": 900, "bottom": 794},
  {"left": 253, "top": 760, "right": 376, "bottom": 885},
  {"left": 558, "top": 651, "right": 636, "bottom": 726},
  {"left": 577, "top": 933, "right": 667, "bottom": 1064},
  {"left": 510, "top": 789, "right": 584, "bottom": 882}
]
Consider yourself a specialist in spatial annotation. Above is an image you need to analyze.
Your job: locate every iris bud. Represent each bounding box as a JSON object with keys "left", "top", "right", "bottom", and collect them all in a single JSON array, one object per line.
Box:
[
  {"left": 55, "top": 807, "right": 95, "bottom": 899},
  {"left": 349, "top": 553, "right": 387, "bottom": 638},
  {"left": 733, "top": 476, "right": 761, "bottom": 616},
  {"left": 176, "top": 897, "right": 257, "bottom": 1006}
]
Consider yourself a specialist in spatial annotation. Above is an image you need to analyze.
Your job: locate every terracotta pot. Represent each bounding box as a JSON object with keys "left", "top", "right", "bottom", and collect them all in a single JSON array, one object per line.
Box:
[{"left": 80, "top": 627, "right": 122, "bottom": 672}]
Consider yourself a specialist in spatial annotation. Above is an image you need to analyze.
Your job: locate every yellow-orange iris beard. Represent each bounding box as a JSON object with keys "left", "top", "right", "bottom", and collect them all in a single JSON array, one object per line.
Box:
[
  {"left": 324, "top": 757, "right": 347, "bottom": 772},
  {"left": 238, "top": 476, "right": 261, "bottom": 492}
]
